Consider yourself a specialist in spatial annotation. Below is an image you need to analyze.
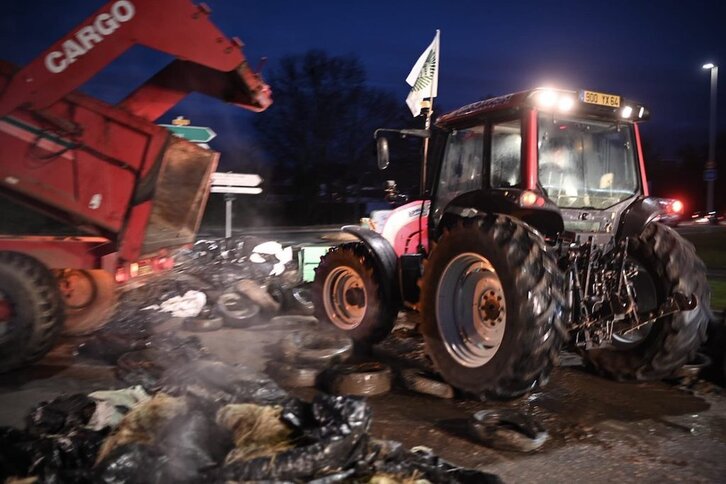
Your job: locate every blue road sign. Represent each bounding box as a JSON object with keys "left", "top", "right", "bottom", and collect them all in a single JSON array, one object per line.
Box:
[{"left": 704, "top": 168, "right": 718, "bottom": 182}]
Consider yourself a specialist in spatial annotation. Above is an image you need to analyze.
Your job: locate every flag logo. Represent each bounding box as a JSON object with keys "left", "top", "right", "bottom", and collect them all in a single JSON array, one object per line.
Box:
[{"left": 406, "top": 30, "right": 440, "bottom": 117}]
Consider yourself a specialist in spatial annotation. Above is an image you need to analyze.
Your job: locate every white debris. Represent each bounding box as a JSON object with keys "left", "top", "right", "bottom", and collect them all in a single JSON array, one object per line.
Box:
[
  {"left": 88, "top": 385, "right": 151, "bottom": 430},
  {"left": 158, "top": 290, "right": 207, "bottom": 317},
  {"left": 251, "top": 241, "right": 283, "bottom": 255},
  {"left": 251, "top": 241, "right": 293, "bottom": 276},
  {"left": 249, "top": 253, "right": 266, "bottom": 264}
]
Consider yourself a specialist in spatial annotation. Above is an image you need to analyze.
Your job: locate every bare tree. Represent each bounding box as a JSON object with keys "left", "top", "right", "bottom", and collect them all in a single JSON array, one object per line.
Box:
[{"left": 252, "top": 50, "right": 412, "bottom": 202}]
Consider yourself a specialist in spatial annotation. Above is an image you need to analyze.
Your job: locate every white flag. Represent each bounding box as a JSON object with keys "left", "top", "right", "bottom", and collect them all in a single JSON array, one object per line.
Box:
[{"left": 405, "top": 30, "right": 440, "bottom": 117}]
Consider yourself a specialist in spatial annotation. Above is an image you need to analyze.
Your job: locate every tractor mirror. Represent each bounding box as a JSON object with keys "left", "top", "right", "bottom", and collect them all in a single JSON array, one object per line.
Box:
[{"left": 377, "top": 136, "right": 390, "bottom": 170}]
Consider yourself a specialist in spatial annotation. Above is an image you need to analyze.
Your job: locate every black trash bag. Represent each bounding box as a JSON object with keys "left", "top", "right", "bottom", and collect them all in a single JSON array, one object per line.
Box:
[
  {"left": 156, "top": 410, "right": 233, "bottom": 482},
  {"left": 368, "top": 441, "right": 502, "bottom": 484},
  {"left": 0, "top": 426, "right": 32, "bottom": 480},
  {"left": 159, "top": 359, "right": 288, "bottom": 405},
  {"left": 94, "top": 443, "right": 167, "bottom": 484},
  {"left": 77, "top": 330, "right": 150, "bottom": 364},
  {"left": 25, "top": 393, "right": 96, "bottom": 437},
  {"left": 307, "top": 393, "right": 371, "bottom": 440},
  {"left": 18, "top": 428, "right": 107, "bottom": 483},
  {"left": 116, "top": 334, "right": 207, "bottom": 392},
  {"left": 212, "top": 395, "right": 371, "bottom": 482}
]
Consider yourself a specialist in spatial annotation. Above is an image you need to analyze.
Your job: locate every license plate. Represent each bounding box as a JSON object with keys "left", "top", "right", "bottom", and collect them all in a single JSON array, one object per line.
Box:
[{"left": 580, "top": 90, "right": 621, "bottom": 107}]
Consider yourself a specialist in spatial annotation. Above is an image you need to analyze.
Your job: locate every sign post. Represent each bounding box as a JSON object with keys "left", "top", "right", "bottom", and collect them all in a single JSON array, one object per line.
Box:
[{"left": 210, "top": 172, "right": 263, "bottom": 238}]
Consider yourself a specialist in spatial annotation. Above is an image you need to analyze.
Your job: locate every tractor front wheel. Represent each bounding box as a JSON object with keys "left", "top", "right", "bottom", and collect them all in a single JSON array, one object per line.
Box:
[{"left": 313, "top": 243, "right": 398, "bottom": 345}]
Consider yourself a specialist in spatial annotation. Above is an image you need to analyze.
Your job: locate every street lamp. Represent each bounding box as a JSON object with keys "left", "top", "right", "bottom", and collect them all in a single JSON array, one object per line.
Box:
[{"left": 702, "top": 62, "right": 718, "bottom": 214}]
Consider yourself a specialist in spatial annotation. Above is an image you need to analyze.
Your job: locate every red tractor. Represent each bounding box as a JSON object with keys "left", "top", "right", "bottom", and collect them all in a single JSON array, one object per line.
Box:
[
  {"left": 0, "top": 0, "right": 272, "bottom": 372},
  {"left": 313, "top": 87, "right": 711, "bottom": 399}
]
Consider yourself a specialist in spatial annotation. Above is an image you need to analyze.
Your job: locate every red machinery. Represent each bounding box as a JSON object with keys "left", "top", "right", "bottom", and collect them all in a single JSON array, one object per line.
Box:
[{"left": 0, "top": 0, "right": 272, "bottom": 371}]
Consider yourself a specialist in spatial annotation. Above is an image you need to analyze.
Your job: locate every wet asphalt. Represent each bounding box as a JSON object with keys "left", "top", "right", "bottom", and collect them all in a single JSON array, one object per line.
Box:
[{"left": 1, "top": 311, "right": 725, "bottom": 483}]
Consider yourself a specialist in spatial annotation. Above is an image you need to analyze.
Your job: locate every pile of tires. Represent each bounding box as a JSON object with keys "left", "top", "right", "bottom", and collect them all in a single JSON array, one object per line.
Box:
[{"left": 265, "top": 329, "right": 354, "bottom": 388}]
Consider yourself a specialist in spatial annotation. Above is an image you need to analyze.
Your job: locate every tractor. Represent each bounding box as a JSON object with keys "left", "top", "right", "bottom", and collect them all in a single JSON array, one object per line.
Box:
[{"left": 312, "top": 87, "right": 711, "bottom": 399}]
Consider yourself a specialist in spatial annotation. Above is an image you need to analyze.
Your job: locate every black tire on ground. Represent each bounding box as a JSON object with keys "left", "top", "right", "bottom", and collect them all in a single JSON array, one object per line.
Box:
[
  {"left": 399, "top": 368, "right": 455, "bottom": 399},
  {"left": 324, "top": 362, "right": 392, "bottom": 396},
  {"left": 312, "top": 243, "right": 398, "bottom": 345},
  {"left": 582, "top": 222, "right": 711, "bottom": 380},
  {"left": 277, "top": 330, "right": 353, "bottom": 365},
  {"left": 265, "top": 360, "right": 322, "bottom": 388},
  {"left": 217, "top": 293, "right": 261, "bottom": 328},
  {"left": 420, "top": 215, "right": 565, "bottom": 400},
  {"left": 0, "top": 251, "right": 65, "bottom": 372}
]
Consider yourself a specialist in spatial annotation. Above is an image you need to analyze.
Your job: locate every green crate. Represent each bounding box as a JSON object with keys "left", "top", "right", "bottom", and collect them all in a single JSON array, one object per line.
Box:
[{"left": 299, "top": 245, "right": 332, "bottom": 282}]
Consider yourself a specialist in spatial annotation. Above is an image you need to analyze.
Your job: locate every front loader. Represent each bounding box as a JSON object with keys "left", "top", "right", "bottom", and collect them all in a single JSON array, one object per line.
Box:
[{"left": 0, "top": 0, "right": 272, "bottom": 371}]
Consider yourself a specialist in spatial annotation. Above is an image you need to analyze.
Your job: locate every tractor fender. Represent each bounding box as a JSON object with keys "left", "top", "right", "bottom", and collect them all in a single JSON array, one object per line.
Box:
[
  {"left": 616, "top": 197, "right": 661, "bottom": 239},
  {"left": 341, "top": 225, "right": 399, "bottom": 305},
  {"left": 436, "top": 189, "right": 564, "bottom": 240}
]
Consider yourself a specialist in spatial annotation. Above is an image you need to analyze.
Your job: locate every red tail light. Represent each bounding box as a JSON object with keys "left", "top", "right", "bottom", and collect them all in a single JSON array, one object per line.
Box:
[{"left": 671, "top": 200, "right": 683, "bottom": 214}]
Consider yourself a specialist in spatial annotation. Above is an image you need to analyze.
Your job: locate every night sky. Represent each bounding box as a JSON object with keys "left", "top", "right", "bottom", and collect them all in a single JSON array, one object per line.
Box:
[{"left": 1, "top": 0, "right": 724, "bottom": 164}]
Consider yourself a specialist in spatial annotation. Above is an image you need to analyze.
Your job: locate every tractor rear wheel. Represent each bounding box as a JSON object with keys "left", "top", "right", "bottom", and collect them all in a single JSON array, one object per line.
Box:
[
  {"left": 313, "top": 243, "right": 398, "bottom": 345},
  {"left": 420, "top": 215, "right": 565, "bottom": 400},
  {"left": 0, "top": 252, "right": 65, "bottom": 372},
  {"left": 582, "top": 222, "right": 710, "bottom": 380}
]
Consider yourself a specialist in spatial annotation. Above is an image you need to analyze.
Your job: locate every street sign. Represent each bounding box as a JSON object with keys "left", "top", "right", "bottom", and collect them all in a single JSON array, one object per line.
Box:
[
  {"left": 704, "top": 168, "right": 718, "bottom": 182},
  {"left": 159, "top": 124, "right": 217, "bottom": 143},
  {"left": 211, "top": 172, "right": 262, "bottom": 187},
  {"left": 210, "top": 186, "right": 262, "bottom": 194},
  {"left": 209, "top": 172, "right": 263, "bottom": 238}
]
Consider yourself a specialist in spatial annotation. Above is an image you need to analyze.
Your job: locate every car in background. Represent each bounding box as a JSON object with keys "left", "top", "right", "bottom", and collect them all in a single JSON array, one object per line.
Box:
[{"left": 691, "top": 210, "right": 724, "bottom": 225}]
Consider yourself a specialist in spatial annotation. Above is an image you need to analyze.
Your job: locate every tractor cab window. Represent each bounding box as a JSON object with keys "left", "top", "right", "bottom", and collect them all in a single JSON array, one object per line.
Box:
[
  {"left": 490, "top": 119, "right": 522, "bottom": 188},
  {"left": 538, "top": 115, "right": 639, "bottom": 209},
  {"left": 433, "top": 125, "right": 484, "bottom": 225}
]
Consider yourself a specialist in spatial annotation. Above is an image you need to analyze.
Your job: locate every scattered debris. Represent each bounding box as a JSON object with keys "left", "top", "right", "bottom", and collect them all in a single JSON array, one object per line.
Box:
[
  {"left": 88, "top": 386, "right": 151, "bottom": 430},
  {"left": 157, "top": 290, "right": 207, "bottom": 318},
  {"left": 400, "top": 368, "right": 455, "bottom": 399},
  {"left": 0, "top": 235, "right": 509, "bottom": 482},
  {"left": 469, "top": 409, "right": 549, "bottom": 452}
]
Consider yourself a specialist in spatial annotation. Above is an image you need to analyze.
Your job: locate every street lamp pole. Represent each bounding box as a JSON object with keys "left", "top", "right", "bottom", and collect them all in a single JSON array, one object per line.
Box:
[{"left": 703, "top": 63, "right": 718, "bottom": 214}]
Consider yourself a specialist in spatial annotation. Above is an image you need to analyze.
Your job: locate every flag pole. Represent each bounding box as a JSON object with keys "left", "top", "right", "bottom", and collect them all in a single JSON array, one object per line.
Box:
[{"left": 420, "top": 30, "right": 439, "bottom": 197}]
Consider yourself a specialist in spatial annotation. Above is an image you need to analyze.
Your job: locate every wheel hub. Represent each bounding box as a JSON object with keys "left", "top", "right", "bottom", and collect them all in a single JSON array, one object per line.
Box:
[
  {"left": 323, "top": 266, "right": 367, "bottom": 330},
  {"left": 56, "top": 269, "right": 97, "bottom": 310},
  {"left": 436, "top": 253, "right": 506, "bottom": 368}
]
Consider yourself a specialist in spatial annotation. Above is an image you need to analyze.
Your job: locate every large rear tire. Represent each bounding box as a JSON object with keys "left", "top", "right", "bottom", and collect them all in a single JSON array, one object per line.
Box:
[
  {"left": 420, "top": 215, "right": 565, "bottom": 400},
  {"left": 0, "top": 252, "right": 65, "bottom": 372},
  {"left": 313, "top": 243, "right": 398, "bottom": 345},
  {"left": 582, "top": 222, "right": 710, "bottom": 380}
]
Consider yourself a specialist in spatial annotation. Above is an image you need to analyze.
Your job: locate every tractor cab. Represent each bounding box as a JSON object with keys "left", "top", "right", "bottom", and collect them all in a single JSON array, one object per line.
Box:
[{"left": 433, "top": 87, "right": 652, "bottom": 244}]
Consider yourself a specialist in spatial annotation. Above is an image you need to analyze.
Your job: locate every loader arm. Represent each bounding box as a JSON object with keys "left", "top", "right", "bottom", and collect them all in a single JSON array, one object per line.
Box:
[{"left": 0, "top": 0, "right": 271, "bottom": 118}]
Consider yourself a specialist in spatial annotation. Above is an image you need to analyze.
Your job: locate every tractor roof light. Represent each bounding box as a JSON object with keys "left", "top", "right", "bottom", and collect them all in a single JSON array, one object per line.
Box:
[
  {"left": 558, "top": 95, "right": 575, "bottom": 112},
  {"left": 621, "top": 105, "right": 633, "bottom": 118},
  {"left": 535, "top": 89, "right": 558, "bottom": 108},
  {"left": 534, "top": 89, "right": 577, "bottom": 113}
]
